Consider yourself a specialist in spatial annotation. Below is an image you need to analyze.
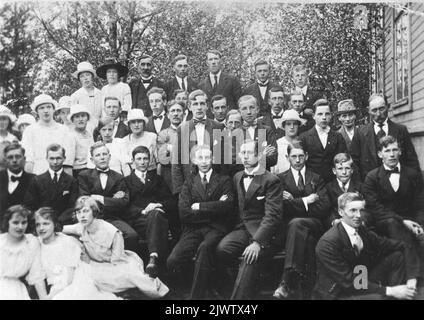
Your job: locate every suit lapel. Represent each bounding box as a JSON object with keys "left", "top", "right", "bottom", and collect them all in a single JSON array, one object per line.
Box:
[
  {"left": 254, "top": 84, "right": 264, "bottom": 105},
  {"left": 193, "top": 173, "right": 208, "bottom": 201},
  {"left": 311, "top": 127, "right": 325, "bottom": 151},
  {"left": 245, "top": 176, "right": 261, "bottom": 204},
  {"left": 364, "top": 124, "right": 377, "bottom": 161},
  {"left": 207, "top": 171, "right": 220, "bottom": 196},
  {"left": 92, "top": 170, "right": 103, "bottom": 193},
  {"left": 377, "top": 166, "right": 394, "bottom": 194},
  {"left": 337, "top": 223, "right": 357, "bottom": 262},
  {"left": 217, "top": 73, "right": 227, "bottom": 93}
]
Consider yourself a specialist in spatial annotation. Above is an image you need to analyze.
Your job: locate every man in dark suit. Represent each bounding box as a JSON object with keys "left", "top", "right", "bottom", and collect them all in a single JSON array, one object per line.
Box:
[
  {"left": 336, "top": 99, "right": 359, "bottom": 153},
  {"left": 78, "top": 141, "right": 138, "bottom": 251},
  {"left": 314, "top": 192, "right": 418, "bottom": 300},
  {"left": 288, "top": 90, "right": 315, "bottom": 135},
  {"left": 363, "top": 135, "right": 424, "bottom": 277},
  {"left": 125, "top": 146, "right": 175, "bottom": 277},
  {"left": 351, "top": 94, "right": 420, "bottom": 181},
  {"left": 239, "top": 95, "right": 278, "bottom": 170},
  {"left": 171, "top": 90, "right": 225, "bottom": 194},
  {"left": 167, "top": 145, "right": 235, "bottom": 299},
  {"left": 273, "top": 141, "right": 330, "bottom": 299},
  {"left": 299, "top": 99, "right": 347, "bottom": 183},
  {"left": 198, "top": 50, "right": 242, "bottom": 110},
  {"left": 260, "top": 86, "right": 286, "bottom": 140},
  {"left": 129, "top": 54, "right": 167, "bottom": 117},
  {"left": 99, "top": 97, "right": 130, "bottom": 139},
  {"left": 216, "top": 140, "right": 283, "bottom": 300},
  {"left": 144, "top": 87, "right": 170, "bottom": 134},
  {"left": 243, "top": 59, "right": 276, "bottom": 116},
  {"left": 0, "top": 144, "right": 34, "bottom": 218},
  {"left": 25, "top": 144, "right": 78, "bottom": 225},
  {"left": 165, "top": 54, "right": 198, "bottom": 100},
  {"left": 210, "top": 95, "right": 228, "bottom": 124}
]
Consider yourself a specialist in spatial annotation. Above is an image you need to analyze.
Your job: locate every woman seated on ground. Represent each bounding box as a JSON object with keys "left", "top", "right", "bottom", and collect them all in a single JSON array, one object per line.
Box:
[
  {"left": 0, "top": 205, "right": 47, "bottom": 300},
  {"left": 62, "top": 196, "right": 169, "bottom": 298},
  {"left": 35, "top": 207, "right": 119, "bottom": 300}
]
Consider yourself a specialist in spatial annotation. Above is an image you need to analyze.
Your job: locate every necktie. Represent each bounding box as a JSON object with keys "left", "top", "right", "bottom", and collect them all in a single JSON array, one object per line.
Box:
[
  {"left": 376, "top": 123, "right": 386, "bottom": 142},
  {"left": 213, "top": 75, "right": 218, "bottom": 90},
  {"left": 10, "top": 175, "right": 21, "bottom": 182},
  {"left": 297, "top": 171, "right": 305, "bottom": 193},
  {"left": 352, "top": 231, "right": 363, "bottom": 256},
  {"left": 341, "top": 182, "right": 348, "bottom": 193},
  {"left": 153, "top": 115, "right": 163, "bottom": 120},
  {"left": 181, "top": 78, "right": 186, "bottom": 91},
  {"left": 193, "top": 118, "right": 206, "bottom": 126},
  {"left": 386, "top": 167, "right": 399, "bottom": 176},
  {"left": 53, "top": 172, "right": 58, "bottom": 184},
  {"left": 202, "top": 174, "right": 208, "bottom": 189}
]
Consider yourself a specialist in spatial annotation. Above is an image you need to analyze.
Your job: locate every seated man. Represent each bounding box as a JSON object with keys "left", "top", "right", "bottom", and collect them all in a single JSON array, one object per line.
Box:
[
  {"left": 124, "top": 146, "right": 175, "bottom": 277},
  {"left": 25, "top": 143, "right": 79, "bottom": 225},
  {"left": 167, "top": 145, "right": 235, "bottom": 299},
  {"left": 273, "top": 140, "right": 330, "bottom": 299},
  {"left": 314, "top": 192, "right": 418, "bottom": 300},
  {"left": 363, "top": 135, "right": 424, "bottom": 278},
  {"left": 216, "top": 139, "right": 283, "bottom": 300},
  {"left": 325, "top": 153, "right": 363, "bottom": 227}
]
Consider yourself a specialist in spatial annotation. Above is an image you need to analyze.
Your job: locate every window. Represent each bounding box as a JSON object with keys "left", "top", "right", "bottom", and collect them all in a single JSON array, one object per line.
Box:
[{"left": 371, "top": 7, "right": 385, "bottom": 94}]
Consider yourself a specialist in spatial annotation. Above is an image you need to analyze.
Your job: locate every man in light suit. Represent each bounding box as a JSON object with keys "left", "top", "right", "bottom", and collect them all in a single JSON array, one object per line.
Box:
[
  {"left": 336, "top": 99, "right": 359, "bottom": 153},
  {"left": 216, "top": 139, "right": 283, "bottom": 300},
  {"left": 145, "top": 87, "right": 171, "bottom": 134},
  {"left": 314, "top": 192, "right": 418, "bottom": 300},
  {"left": 351, "top": 93, "right": 420, "bottom": 181},
  {"left": 198, "top": 50, "right": 242, "bottom": 110},
  {"left": 165, "top": 54, "right": 198, "bottom": 101}
]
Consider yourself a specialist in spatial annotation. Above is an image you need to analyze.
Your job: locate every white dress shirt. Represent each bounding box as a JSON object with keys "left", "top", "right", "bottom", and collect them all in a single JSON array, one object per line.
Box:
[
  {"left": 97, "top": 170, "right": 109, "bottom": 189},
  {"left": 199, "top": 169, "right": 213, "bottom": 183},
  {"left": 7, "top": 170, "right": 23, "bottom": 194},
  {"left": 373, "top": 119, "right": 389, "bottom": 136},
  {"left": 112, "top": 119, "right": 121, "bottom": 138},
  {"left": 341, "top": 221, "right": 363, "bottom": 254},
  {"left": 194, "top": 118, "right": 207, "bottom": 146},
  {"left": 135, "top": 169, "right": 147, "bottom": 184},
  {"left": 290, "top": 166, "right": 309, "bottom": 211},
  {"left": 271, "top": 109, "right": 284, "bottom": 129},
  {"left": 209, "top": 71, "right": 222, "bottom": 87},
  {"left": 176, "top": 75, "right": 188, "bottom": 91},
  {"left": 243, "top": 165, "right": 261, "bottom": 191},
  {"left": 296, "top": 85, "right": 308, "bottom": 96},
  {"left": 153, "top": 111, "right": 166, "bottom": 133},
  {"left": 258, "top": 80, "right": 269, "bottom": 100},
  {"left": 384, "top": 163, "right": 401, "bottom": 192},
  {"left": 337, "top": 178, "right": 350, "bottom": 192},
  {"left": 48, "top": 168, "right": 63, "bottom": 181},
  {"left": 315, "top": 125, "right": 330, "bottom": 148},
  {"left": 141, "top": 76, "right": 153, "bottom": 89}
]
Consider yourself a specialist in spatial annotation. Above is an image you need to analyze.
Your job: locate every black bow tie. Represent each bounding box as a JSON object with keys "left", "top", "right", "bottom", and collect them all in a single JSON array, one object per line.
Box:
[
  {"left": 10, "top": 175, "right": 22, "bottom": 182},
  {"left": 153, "top": 115, "right": 163, "bottom": 120},
  {"left": 243, "top": 173, "right": 255, "bottom": 179},
  {"left": 193, "top": 118, "right": 206, "bottom": 125},
  {"left": 386, "top": 167, "right": 399, "bottom": 175},
  {"left": 97, "top": 169, "right": 110, "bottom": 174},
  {"left": 258, "top": 82, "right": 268, "bottom": 87},
  {"left": 142, "top": 78, "right": 152, "bottom": 84},
  {"left": 272, "top": 115, "right": 282, "bottom": 119}
]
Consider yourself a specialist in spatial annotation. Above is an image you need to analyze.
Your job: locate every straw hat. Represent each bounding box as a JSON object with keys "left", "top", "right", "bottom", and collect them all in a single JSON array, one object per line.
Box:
[
  {"left": 0, "top": 105, "right": 17, "bottom": 122},
  {"left": 68, "top": 104, "right": 91, "bottom": 122},
  {"left": 281, "top": 109, "right": 307, "bottom": 126},
  {"left": 16, "top": 113, "right": 36, "bottom": 127},
  {"left": 127, "top": 109, "right": 149, "bottom": 124},
  {"left": 73, "top": 61, "right": 96, "bottom": 79},
  {"left": 31, "top": 94, "right": 58, "bottom": 112}
]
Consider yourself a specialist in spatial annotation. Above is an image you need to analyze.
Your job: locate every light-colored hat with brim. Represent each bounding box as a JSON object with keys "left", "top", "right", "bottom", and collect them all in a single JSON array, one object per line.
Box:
[
  {"left": 0, "top": 105, "right": 17, "bottom": 123},
  {"left": 96, "top": 58, "right": 129, "bottom": 80},
  {"left": 281, "top": 109, "right": 307, "bottom": 126},
  {"left": 16, "top": 113, "right": 36, "bottom": 127},
  {"left": 68, "top": 104, "right": 91, "bottom": 122},
  {"left": 73, "top": 61, "right": 96, "bottom": 79},
  {"left": 57, "top": 96, "right": 72, "bottom": 112},
  {"left": 127, "top": 109, "right": 149, "bottom": 124},
  {"left": 31, "top": 94, "right": 58, "bottom": 112},
  {"left": 336, "top": 99, "right": 358, "bottom": 115}
]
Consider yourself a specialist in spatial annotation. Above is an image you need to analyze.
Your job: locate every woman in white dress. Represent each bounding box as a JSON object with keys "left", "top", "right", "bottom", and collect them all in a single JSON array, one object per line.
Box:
[
  {"left": 63, "top": 196, "right": 169, "bottom": 298},
  {"left": 35, "top": 207, "right": 119, "bottom": 300},
  {"left": 0, "top": 205, "right": 47, "bottom": 300}
]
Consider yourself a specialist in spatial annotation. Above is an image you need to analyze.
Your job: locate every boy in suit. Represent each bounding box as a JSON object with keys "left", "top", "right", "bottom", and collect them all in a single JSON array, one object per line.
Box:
[{"left": 145, "top": 87, "right": 171, "bottom": 134}]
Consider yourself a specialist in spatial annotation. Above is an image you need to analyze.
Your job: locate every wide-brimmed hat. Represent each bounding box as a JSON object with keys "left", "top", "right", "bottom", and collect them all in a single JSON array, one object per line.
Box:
[
  {"left": 57, "top": 96, "right": 72, "bottom": 112},
  {"left": 16, "top": 113, "right": 36, "bottom": 127},
  {"left": 336, "top": 99, "right": 358, "bottom": 115},
  {"left": 96, "top": 58, "right": 129, "bottom": 80},
  {"left": 127, "top": 109, "right": 149, "bottom": 124},
  {"left": 31, "top": 94, "right": 58, "bottom": 112},
  {"left": 68, "top": 104, "right": 91, "bottom": 122},
  {"left": 73, "top": 61, "right": 96, "bottom": 79},
  {"left": 0, "top": 105, "right": 17, "bottom": 123},
  {"left": 281, "top": 109, "right": 307, "bottom": 126}
]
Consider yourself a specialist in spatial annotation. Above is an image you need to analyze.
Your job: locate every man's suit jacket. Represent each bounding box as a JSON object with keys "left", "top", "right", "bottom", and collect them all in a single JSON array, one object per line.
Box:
[
  {"left": 242, "top": 82, "right": 276, "bottom": 116},
  {"left": 179, "top": 171, "right": 235, "bottom": 233},
  {"left": 298, "top": 113, "right": 315, "bottom": 135},
  {"left": 363, "top": 165, "right": 424, "bottom": 226},
  {"left": 295, "top": 86, "right": 324, "bottom": 111},
  {"left": 78, "top": 169, "right": 129, "bottom": 220},
  {"left": 337, "top": 126, "right": 359, "bottom": 154},
  {"left": 171, "top": 118, "right": 225, "bottom": 194},
  {"left": 0, "top": 170, "right": 34, "bottom": 215},
  {"left": 129, "top": 77, "right": 167, "bottom": 117},
  {"left": 24, "top": 171, "right": 79, "bottom": 215},
  {"left": 314, "top": 223, "right": 411, "bottom": 300},
  {"left": 92, "top": 121, "right": 129, "bottom": 141},
  {"left": 260, "top": 113, "right": 285, "bottom": 140},
  {"left": 350, "top": 120, "right": 421, "bottom": 181},
  {"left": 198, "top": 72, "right": 242, "bottom": 110},
  {"left": 145, "top": 115, "right": 171, "bottom": 134},
  {"left": 278, "top": 168, "right": 330, "bottom": 222},
  {"left": 233, "top": 170, "right": 283, "bottom": 246},
  {"left": 165, "top": 76, "right": 198, "bottom": 100},
  {"left": 125, "top": 170, "right": 175, "bottom": 220},
  {"left": 300, "top": 127, "right": 347, "bottom": 183}
]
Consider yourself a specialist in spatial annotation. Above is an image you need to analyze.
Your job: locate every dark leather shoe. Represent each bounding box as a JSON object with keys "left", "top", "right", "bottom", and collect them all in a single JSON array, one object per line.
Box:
[
  {"left": 146, "top": 256, "right": 158, "bottom": 278},
  {"left": 273, "top": 281, "right": 290, "bottom": 299}
]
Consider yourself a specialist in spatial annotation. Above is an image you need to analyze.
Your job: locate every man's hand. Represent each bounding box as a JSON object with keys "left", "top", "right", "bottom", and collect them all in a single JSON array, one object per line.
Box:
[
  {"left": 386, "top": 285, "right": 416, "bottom": 300},
  {"left": 403, "top": 220, "right": 424, "bottom": 237},
  {"left": 283, "top": 191, "right": 294, "bottom": 201},
  {"left": 219, "top": 195, "right": 228, "bottom": 201},
  {"left": 191, "top": 203, "right": 200, "bottom": 211},
  {"left": 113, "top": 191, "right": 125, "bottom": 199},
  {"left": 242, "top": 241, "right": 261, "bottom": 265},
  {"left": 264, "top": 145, "right": 276, "bottom": 156},
  {"left": 304, "top": 193, "right": 319, "bottom": 205},
  {"left": 142, "top": 203, "right": 164, "bottom": 215},
  {"left": 407, "top": 278, "right": 417, "bottom": 290}
]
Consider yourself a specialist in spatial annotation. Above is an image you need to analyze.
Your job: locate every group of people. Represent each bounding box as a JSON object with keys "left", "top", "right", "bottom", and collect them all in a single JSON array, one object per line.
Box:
[{"left": 1, "top": 50, "right": 424, "bottom": 300}]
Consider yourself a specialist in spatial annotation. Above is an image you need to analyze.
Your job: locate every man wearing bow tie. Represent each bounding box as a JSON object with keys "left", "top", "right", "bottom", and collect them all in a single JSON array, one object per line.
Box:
[
  {"left": 299, "top": 99, "right": 347, "bottom": 183},
  {"left": 78, "top": 142, "right": 139, "bottom": 252},
  {"left": 216, "top": 140, "right": 283, "bottom": 300},
  {"left": 165, "top": 54, "right": 198, "bottom": 101},
  {"left": 171, "top": 90, "right": 225, "bottom": 194},
  {"left": 129, "top": 54, "right": 167, "bottom": 117},
  {"left": 363, "top": 135, "right": 424, "bottom": 278},
  {"left": 260, "top": 86, "right": 287, "bottom": 140},
  {"left": 314, "top": 192, "right": 418, "bottom": 300},
  {"left": 145, "top": 87, "right": 171, "bottom": 134},
  {"left": 243, "top": 60, "right": 277, "bottom": 116},
  {"left": 0, "top": 144, "right": 34, "bottom": 220},
  {"left": 25, "top": 144, "right": 78, "bottom": 225},
  {"left": 100, "top": 97, "right": 130, "bottom": 139}
]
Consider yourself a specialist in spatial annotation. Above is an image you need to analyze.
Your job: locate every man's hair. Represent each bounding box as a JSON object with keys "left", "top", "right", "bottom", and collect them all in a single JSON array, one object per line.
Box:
[
  {"left": 167, "top": 100, "right": 185, "bottom": 111},
  {"left": 378, "top": 135, "right": 399, "bottom": 151},
  {"left": 254, "top": 59, "right": 269, "bottom": 70},
  {"left": 287, "top": 139, "right": 305, "bottom": 156},
  {"left": 132, "top": 145, "right": 150, "bottom": 160},
  {"left": 313, "top": 99, "right": 332, "bottom": 113},
  {"left": 211, "top": 94, "right": 227, "bottom": 106},
  {"left": 147, "top": 87, "right": 167, "bottom": 101},
  {"left": 333, "top": 153, "right": 353, "bottom": 167},
  {"left": 139, "top": 54, "right": 153, "bottom": 63},
  {"left": 90, "top": 141, "right": 109, "bottom": 156},
  {"left": 3, "top": 143, "right": 25, "bottom": 157},
  {"left": 188, "top": 89, "right": 207, "bottom": 104},
  {"left": 269, "top": 86, "right": 285, "bottom": 94},
  {"left": 207, "top": 49, "right": 222, "bottom": 59},
  {"left": 225, "top": 109, "right": 241, "bottom": 122},
  {"left": 46, "top": 143, "right": 65, "bottom": 158},
  {"left": 368, "top": 93, "right": 388, "bottom": 106},
  {"left": 173, "top": 54, "right": 188, "bottom": 65},
  {"left": 240, "top": 139, "right": 259, "bottom": 156},
  {"left": 190, "top": 144, "right": 212, "bottom": 162},
  {"left": 290, "top": 90, "right": 304, "bottom": 99},
  {"left": 292, "top": 64, "right": 310, "bottom": 75},
  {"left": 104, "top": 96, "right": 121, "bottom": 108},
  {"left": 338, "top": 192, "right": 364, "bottom": 211},
  {"left": 173, "top": 89, "right": 187, "bottom": 99},
  {"left": 238, "top": 95, "right": 258, "bottom": 108}
]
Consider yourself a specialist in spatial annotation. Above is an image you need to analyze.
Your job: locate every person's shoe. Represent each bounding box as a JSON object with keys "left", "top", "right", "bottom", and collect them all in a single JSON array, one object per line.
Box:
[
  {"left": 273, "top": 281, "right": 290, "bottom": 299},
  {"left": 146, "top": 256, "right": 158, "bottom": 278}
]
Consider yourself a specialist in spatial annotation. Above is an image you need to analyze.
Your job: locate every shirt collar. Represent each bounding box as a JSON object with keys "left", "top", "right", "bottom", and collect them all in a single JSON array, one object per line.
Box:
[
  {"left": 341, "top": 220, "right": 358, "bottom": 235},
  {"left": 153, "top": 110, "right": 166, "bottom": 119},
  {"left": 271, "top": 109, "right": 284, "bottom": 117},
  {"left": 315, "top": 125, "right": 330, "bottom": 134},
  {"left": 199, "top": 168, "right": 213, "bottom": 181},
  {"left": 296, "top": 85, "right": 308, "bottom": 95},
  {"left": 176, "top": 75, "right": 186, "bottom": 82},
  {"left": 337, "top": 178, "right": 350, "bottom": 189},
  {"left": 7, "top": 169, "right": 23, "bottom": 179},
  {"left": 141, "top": 76, "right": 153, "bottom": 81},
  {"left": 373, "top": 118, "right": 388, "bottom": 128},
  {"left": 135, "top": 169, "right": 147, "bottom": 180},
  {"left": 244, "top": 164, "right": 261, "bottom": 176},
  {"left": 257, "top": 79, "right": 269, "bottom": 86},
  {"left": 170, "top": 124, "right": 179, "bottom": 130},
  {"left": 210, "top": 71, "right": 222, "bottom": 81},
  {"left": 48, "top": 168, "right": 63, "bottom": 179},
  {"left": 383, "top": 163, "right": 401, "bottom": 172},
  {"left": 291, "top": 166, "right": 306, "bottom": 179}
]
